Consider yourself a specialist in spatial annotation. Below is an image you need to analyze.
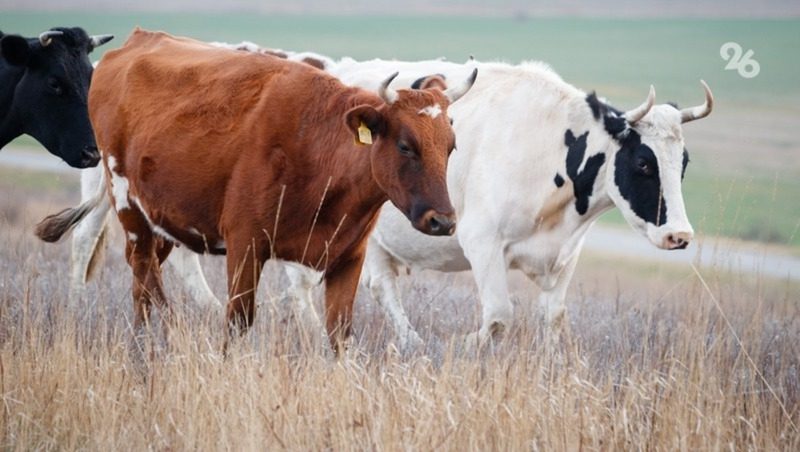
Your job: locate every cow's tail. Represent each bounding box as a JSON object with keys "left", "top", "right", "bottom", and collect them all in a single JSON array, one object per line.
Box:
[
  {"left": 35, "top": 168, "right": 107, "bottom": 243},
  {"left": 84, "top": 224, "right": 108, "bottom": 282}
]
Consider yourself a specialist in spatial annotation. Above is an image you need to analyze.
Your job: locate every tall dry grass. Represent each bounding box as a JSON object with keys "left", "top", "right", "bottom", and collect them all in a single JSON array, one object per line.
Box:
[{"left": 0, "top": 176, "right": 798, "bottom": 450}]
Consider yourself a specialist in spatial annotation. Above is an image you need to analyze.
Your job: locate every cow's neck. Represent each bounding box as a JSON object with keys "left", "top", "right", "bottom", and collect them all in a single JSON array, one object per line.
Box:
[
  {"left": 291, "top": 90, "right": 388, "bottom": 266},
  {"left": 580, "top": 129, "right": 617, "bottom": 221},
  {"left": 553, "top": 111, "right": 618, "bottom": 230},
  {"left": 319, "top": 139, "right": 387, "bottom": 219},
  {"left": 0, "top": 64, "right": 24, "bottom": 148},
  {"left": 307, "top": 90, "right": 387, "bottom": 214}
]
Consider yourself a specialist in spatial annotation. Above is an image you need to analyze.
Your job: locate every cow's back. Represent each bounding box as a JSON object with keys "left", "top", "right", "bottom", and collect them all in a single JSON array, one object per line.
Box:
[
  {"left": 90, "top": 29, "right": 300, "bottom": 157},
  {"left": 88, "top": 28, "right": 364, "bottom": 243}
]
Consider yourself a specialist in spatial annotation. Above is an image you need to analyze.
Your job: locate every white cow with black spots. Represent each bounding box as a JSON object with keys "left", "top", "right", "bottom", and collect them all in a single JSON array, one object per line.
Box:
[
  {"left": 322, "top": 58, "right": 712, "bottom": 349},
  {"left": 66, "top": 50, "right": 713, "bottom": 352}
]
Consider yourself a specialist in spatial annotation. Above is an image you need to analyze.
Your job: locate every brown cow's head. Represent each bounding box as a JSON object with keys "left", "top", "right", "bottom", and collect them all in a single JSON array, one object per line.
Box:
[{"left": 345, "top": 70, "right": 477, "bottom": 236}]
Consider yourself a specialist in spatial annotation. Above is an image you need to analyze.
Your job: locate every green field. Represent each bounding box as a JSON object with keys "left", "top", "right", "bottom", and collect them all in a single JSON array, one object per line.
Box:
[
  {"left": 3, "top": 13, "right": 799, "bottom": 104},
  {"left": 601, "top": 168, "right": 800, "bottom": 247},
  {"left": 2, "top": 13, "right": 799, "bottom": 246}
]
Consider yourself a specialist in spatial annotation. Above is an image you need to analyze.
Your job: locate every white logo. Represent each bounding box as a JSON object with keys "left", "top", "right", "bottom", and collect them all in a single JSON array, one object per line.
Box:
[{"left": 720, "top": 42, "right": 760, "bottom": 79}]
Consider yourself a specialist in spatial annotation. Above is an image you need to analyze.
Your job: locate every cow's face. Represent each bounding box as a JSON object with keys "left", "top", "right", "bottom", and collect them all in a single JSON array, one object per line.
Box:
[
  {"left": 607, "top": 105, "right": 693, "bottom": 249},
  {"left": 0, "top": 28, "right": 112, "bottom": 168},
  {"left": 345, "top": 71, "right": 477, "bottom": 236},
  {"left": 603, "top": 83, "right": 713, "bottom": 250}
]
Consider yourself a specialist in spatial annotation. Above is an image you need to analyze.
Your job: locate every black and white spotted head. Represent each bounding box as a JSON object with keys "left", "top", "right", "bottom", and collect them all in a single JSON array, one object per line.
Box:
[{"left": 589, "top": 81, "right": 713, "bottom": 250}]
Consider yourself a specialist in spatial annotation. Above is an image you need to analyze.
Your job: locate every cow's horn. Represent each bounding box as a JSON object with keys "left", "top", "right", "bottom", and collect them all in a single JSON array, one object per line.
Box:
[
  {"left": 90, "top": 34, "right": 114, "bottom": 48},
  {"left": 681, "top": 80, "right": 714, "bottom": 123},
  {"left": 378, "top": 72, "right": 399, "bottom": 104},
  {"left": 444, "top": 68, "right": 478, "bottom": 104},
  {"left": 624, "top": 85, "right": 656, "bottom": 123},
  {"left": 38, "top": 30, "right": 64, "bottom": 47}
]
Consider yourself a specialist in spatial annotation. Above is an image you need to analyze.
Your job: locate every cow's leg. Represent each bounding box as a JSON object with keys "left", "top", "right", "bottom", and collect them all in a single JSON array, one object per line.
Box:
[
  {"left": 68, "top": 167, "right": 112, "bottom": 306},
  {"left": 281, "top": 263, "right": 324, "bottom": 335},
  {"left": 124, "top": 230, "right": 173, "bottom": 334},
  {"left": 166, "top": 246, "right": 222, "bottom": 309},
  {"left": 225, "top": 240, "right": 266, "bottom": 342},
  {"left": 324, "top": 252, "right": 366, "bottom": 355},
  {"left": 123, "top": 226, "right": 173, "bottom": 373},
  {"left": 537, "top": 249, "right": 581, "bottom": 326},
  {"left": 459, "top": 227, "right": 512, "bottom": 345},
  {"left": 362, "top": 238, "right": 423, "bottom": 352}
]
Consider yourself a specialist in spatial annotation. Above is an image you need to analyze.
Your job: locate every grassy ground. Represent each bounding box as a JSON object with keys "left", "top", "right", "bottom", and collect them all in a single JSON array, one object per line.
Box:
[
  {"left": 3, "top": 13, "right": 798, "bottom": 247},
  {"left": 0, "top": 167, "right": 798, "bottom": 450},
  {"left": 2, "top": 14, "right": 799, "bottom": 449}
]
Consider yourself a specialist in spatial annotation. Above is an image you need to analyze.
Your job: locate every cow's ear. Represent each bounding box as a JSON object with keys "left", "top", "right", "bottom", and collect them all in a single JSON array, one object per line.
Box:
[
  {"left": 411, "top": 74, "right": 447, "bottom": 91},
  {"left": 1, "top": 35, "right": 31, "bottom": 67},
  {"left": 345, "top": 105, "right": 386, "bottom": 145},
  {"left": 420, "top": 75, "right": 447, "bottom": 91}
]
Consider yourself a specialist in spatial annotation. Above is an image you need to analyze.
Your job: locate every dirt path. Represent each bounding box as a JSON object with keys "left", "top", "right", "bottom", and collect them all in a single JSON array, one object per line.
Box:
[{"left": 2, "top": 146, "right": 798, "bottom": 280}]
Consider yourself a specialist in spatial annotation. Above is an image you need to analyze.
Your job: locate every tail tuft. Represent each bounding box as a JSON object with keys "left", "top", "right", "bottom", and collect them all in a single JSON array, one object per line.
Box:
[
  {"left": 35, "top": 204, "right": 94, "bottom": 243},
  {"left": 37, "top": 163, "right": 107, "bottom": 244}
]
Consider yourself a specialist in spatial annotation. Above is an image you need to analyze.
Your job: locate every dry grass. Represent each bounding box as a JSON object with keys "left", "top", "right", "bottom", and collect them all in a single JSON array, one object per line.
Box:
[{"left": 0, "top": 174, "right": 798, "bottom": 451}]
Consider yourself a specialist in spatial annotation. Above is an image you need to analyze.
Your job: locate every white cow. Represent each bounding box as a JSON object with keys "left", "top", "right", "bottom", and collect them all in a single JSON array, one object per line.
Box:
[
  {"left": 319, "top": 58, "right": 711, "bottom": 349},
  {"left": 65, "top": 49, "right": 713, "bottom": 351}
]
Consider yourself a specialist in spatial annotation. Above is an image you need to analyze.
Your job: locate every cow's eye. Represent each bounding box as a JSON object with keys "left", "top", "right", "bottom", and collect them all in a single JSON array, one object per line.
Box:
[
  {"left": 635, "top": 157, "right": 654, "bottom": 176},
  {"left": 47, "top": 78, "right": 64, "bottom": 96},
  {"left": 397, "top": 142, "right": 416, "bottom": 158}
]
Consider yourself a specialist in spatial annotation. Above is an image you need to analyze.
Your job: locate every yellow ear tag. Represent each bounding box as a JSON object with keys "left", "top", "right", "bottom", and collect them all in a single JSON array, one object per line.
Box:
[{"left": 357, "top": 122, "right": 373, "bottom": 145}]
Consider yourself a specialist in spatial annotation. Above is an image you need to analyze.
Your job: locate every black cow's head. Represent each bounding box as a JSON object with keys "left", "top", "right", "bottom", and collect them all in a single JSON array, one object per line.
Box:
[
  {"left": 589, "top": 82, "right": 713, "bottom": 250},
  {"left": 0, "top": 27, "right": 113, "bottom": 168}
]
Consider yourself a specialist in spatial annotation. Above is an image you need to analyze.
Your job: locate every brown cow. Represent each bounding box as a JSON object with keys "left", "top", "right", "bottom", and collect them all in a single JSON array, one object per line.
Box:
[{"left": 36, "top": 29, "right": 476, "bottom": 351}]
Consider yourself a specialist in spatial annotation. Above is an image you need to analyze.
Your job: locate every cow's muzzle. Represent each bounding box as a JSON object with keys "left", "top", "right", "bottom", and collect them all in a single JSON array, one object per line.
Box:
[
  {"left": 77, "top": 145, "right": 101, "bottom": 168},
  {"left": 416, "top": 209, "right": 456, "bottom": 236},
  {"left": 661, "top": 231, "right": 692, "bottom": 250}
]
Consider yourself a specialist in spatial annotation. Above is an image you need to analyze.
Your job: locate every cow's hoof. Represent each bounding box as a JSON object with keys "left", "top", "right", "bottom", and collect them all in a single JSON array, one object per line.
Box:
[
  {"left": 327, "top": 335, "right": 358, "bottom": 359},
  {"left": 462, "top": 331, "right": 480, "bottom": 351},
  {"left": 460, "top": 330, "right": 491, "bottom": 355},
  {"left": 539, "top": 315, "right": 571, "bottom": 355},
  {"left": 540, "top": 303, "right": 567, "bottom": 326}
]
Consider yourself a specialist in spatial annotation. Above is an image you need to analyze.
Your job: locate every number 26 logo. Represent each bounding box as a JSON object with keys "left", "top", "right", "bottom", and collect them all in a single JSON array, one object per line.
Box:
[{"left": 720, "top": 42, "right": 760, "bottom": 79}]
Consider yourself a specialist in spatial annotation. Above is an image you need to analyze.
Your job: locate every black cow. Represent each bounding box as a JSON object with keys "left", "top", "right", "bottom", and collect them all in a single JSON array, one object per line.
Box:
[{"left": 0, "top": 27, "right": 113, "bottom": 168}]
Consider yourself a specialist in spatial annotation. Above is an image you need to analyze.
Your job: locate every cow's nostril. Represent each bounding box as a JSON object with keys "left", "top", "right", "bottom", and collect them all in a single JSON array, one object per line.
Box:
[
  {"left": 415, "top": 209, "right": 456, "bottom": 236},
  {"left": 666, "top": 233, "right": 690, "bottom": 250},
  {"left": 424, "top": 212, "right": 455, "bottom": 236},
  {"left": 80, "top": 146, "right": 101, "bottom": 167},
  {"left": 429, "top": 216, "right": 442, "bottom": 233}
]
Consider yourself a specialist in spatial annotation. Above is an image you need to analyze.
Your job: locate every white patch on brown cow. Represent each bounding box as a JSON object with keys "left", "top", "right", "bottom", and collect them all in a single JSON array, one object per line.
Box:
[
  {"left": 127, "top": 231, "right": 138, "bottom": 242},
  {"left": 131, "top": 196, "right": 179, "bottom": 244},
  {"left": 418, "top": 104, "right": 442, "bottom": 119},
  {"left": 107, "top": 155, "right": 131, "bottom": 212}
]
